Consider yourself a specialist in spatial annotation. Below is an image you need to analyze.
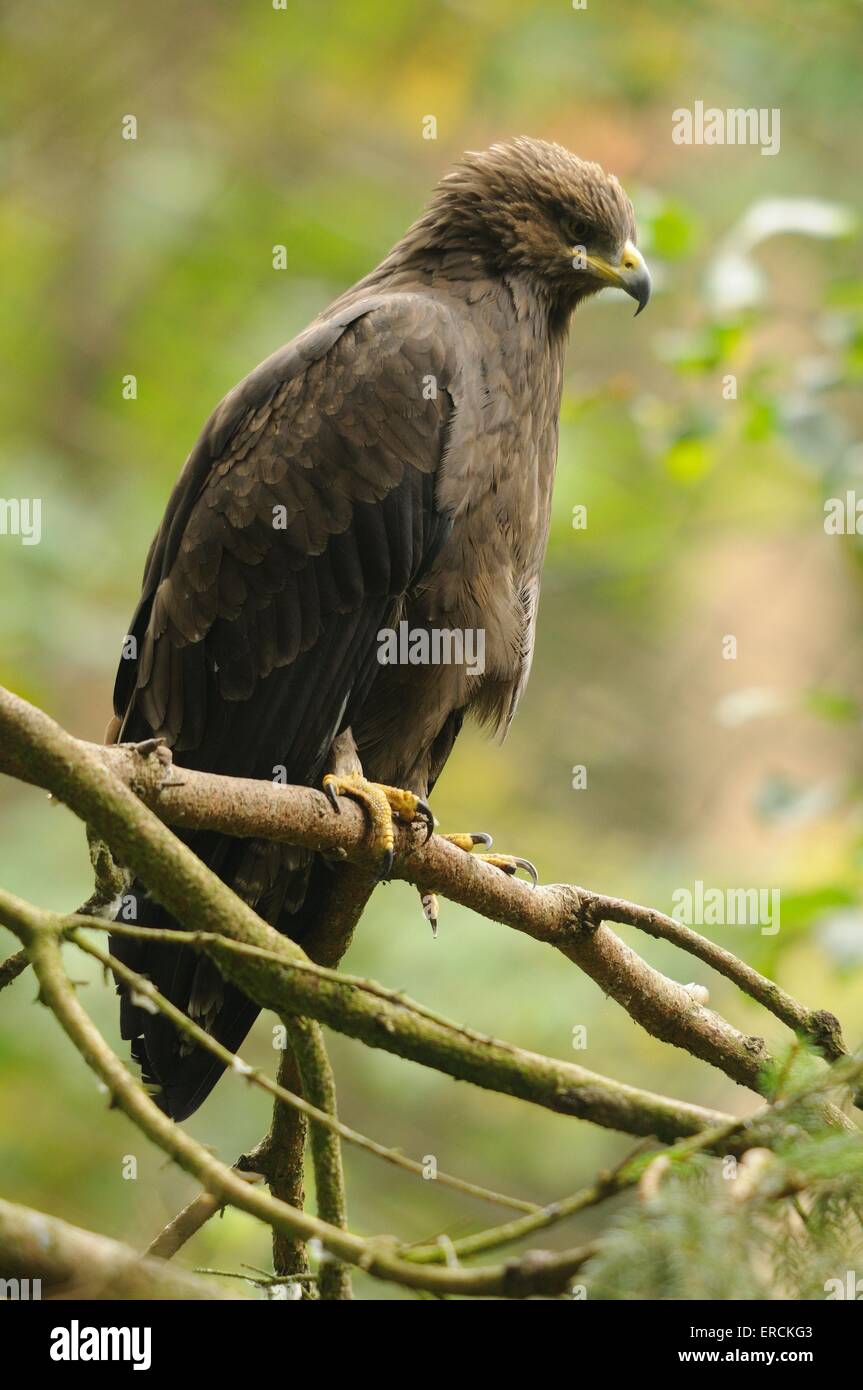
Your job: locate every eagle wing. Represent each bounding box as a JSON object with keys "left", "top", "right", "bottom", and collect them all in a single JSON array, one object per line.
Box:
[
  {"left": 116, "top": 293, "right": 459, "bottom": 775},
  {"left": 111, "top": 293, "right": 461, "bottom": 1119}
]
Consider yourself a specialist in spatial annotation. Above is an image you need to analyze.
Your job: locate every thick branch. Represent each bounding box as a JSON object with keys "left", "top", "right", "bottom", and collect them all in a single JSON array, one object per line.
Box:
[
  {"left": 77, "top": 919, "right": 711, "bottom": 1177},
  {"left": 0, "top": 686, "right": 837, "bottom": 1094},
  {"left": 0, "top": 686, "right": 742, "bottom": 1145},
  {"left": 246, "top": 1049, "right": 312, "bottom": 1287},
  {"left": 282, "top": 1017, "right": 351, "bottom": 1300},
  {"left": 0, "top": 1198, "right": 247, "bottom": 1300}
]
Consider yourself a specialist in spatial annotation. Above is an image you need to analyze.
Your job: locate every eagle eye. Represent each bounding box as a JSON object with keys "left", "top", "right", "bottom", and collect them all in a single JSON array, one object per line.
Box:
[{"left": 566, "top": 220, "right": 591, "bottom": 248}]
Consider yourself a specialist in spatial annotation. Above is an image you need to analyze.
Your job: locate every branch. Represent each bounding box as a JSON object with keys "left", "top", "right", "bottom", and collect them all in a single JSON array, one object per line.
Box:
[
  {"left": 403, "top": 1047, "right": 863, "bottom": 1267},
  {"left": 577, "top": 889, "right": 848, "bottom": 1061},
  {"left": 144, "top": 1168, "right": 267, "bottom": 1261},
  {"left": 0, "top": 685, "right": 839, "bottom": 1098},
  {"left": 260, "top": 860, "right": 375, "bottom": 1289},
  {"left": 77, "top": 908, "right": 747, "bottom": 1143},
  {"left": 73, "top": 916, "right": 829, "bottom": 1286},
  {"left": 280, "top": 1017, "right": 351, "bottom": 1300},
  {"left": 144, "top": 1191, "right": 224, "bottom": 1261},
  {"left": 0, "top": 948, "right": 29, "bottom": 992},
  {"left": 0, "top": 691, "right": 744, "bottom": 1146},
  {"left": 0, "top": 1197, "right": 248, "bottom": 1299},
  {"left": 1, "top": 900, "right": 601, "bottom": 1296},
  {"left": 1, "top": 682, "right": 853, "bottom": 1296},
  {"left": 246, "top": 1049, "right": 312, "bottom": 1287},
  {"left": 69, "top": 924, "right": 602, "bottom": 1214}
]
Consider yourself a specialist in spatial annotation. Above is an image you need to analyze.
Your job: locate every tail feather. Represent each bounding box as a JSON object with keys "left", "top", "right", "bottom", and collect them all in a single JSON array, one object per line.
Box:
[
  {"left": 112, "top": 889, "right": 261, "bottom": 1121},
  {"left": 111, "top": 832, "right": 314, "bottom": 1121}
]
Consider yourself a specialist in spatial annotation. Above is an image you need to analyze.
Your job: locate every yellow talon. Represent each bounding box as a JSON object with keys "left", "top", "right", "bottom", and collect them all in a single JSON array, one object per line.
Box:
[
  {"left": 442, "top": 832, "right": 491, "bottom": 853},
  {"left": 323, "top": 774, "right": 434, "bottom": 879},
  {"left": 476, "top": 853, "right": 538, "bottom": 885},
  {"left": 418, "top": 834, "right": 537, "bottom": 936},
  {"left": 441, "top": 833, "right": 538, "bottom": 886}
]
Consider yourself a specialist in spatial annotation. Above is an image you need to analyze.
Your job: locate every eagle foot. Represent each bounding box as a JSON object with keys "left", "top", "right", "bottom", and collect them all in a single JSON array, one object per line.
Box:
[
  {"left": 442, "top": 832, "right": 537, "bottom": 886},
  {"left": 474, "top": 852, "right": 539, "bottom": 887},
  {"left": 442, "top": 831, "right": 493, "bottom": 853},
  {"left": 418, "top": 835, "right": 537, "bottom": 937},
  {"left": 441, "top": 834, "right": 536, "bottom": 889},
  {"left": 322, "top": 773, "right": 433, "bottom": 880}
]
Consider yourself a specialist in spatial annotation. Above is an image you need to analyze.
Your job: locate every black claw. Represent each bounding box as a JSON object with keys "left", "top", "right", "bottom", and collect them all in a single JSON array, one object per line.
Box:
[
  {"left": 415, "top": 798, "right": 435, "bottom": 843},
  {"left": 325, "top": 782, "right": 341, "bottom": 814},
  {"left": 513, "top": 857, "right": 539, "bottom": 888},
  {"left": 470, "top": 832, "right": 493, "bottom": 849},
  {"left": 379, "top": 848, "right": 394, "bottom": 882},
  {"left": 420, "top": 892, "right": 438, "bottom": 937}
]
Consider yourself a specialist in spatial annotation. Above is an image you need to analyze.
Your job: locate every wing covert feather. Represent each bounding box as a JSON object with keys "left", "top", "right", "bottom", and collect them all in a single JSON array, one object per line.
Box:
[{"left": 114, "top": 295, "right": 461, "bottom": 784}]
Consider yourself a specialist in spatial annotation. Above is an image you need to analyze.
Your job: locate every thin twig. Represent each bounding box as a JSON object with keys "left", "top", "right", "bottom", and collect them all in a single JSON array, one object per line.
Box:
[
  {"left": 403, "top": 1053, "right": 863, "bottom": 1266},
  {"left": 0, "top": 948, "right": 29, "bottom": 992},
  {"left": 73, "top": 927, "right": 539, "bottom": 1214},
  {"left": 194, "top": 1267, "right": 317, "bottom": 1286},
  {"left": 144, "top": 1170, "right": 265, "bottom": 1260},
  {"left": 5, "top": 902, "right": 595, "bottom": 1296}
]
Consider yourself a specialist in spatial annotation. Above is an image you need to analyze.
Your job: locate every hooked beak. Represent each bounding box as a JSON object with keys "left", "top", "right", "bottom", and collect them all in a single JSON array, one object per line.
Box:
[{"left": 576, "top": 239, "right": 652, "bottom": 316}]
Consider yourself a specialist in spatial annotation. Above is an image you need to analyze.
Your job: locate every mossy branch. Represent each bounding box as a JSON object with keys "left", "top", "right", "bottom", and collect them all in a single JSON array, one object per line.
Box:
[
  {"left": 0, "top": 892, "right": 597, "bottom": 1298},
  {"left": 0, "top": 1197, "right": 250, "bottom": 1300},
  {"left": 0, "top": 687, "right": 746, "bottom": 1146}
]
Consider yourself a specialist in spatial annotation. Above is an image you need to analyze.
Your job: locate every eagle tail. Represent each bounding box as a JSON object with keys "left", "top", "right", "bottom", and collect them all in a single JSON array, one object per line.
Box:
[
  {"left": 111, "top": 876, "right": 262, "bottom": 1122},
  {"left": 110, "top": 827, "right": 318, "bottom": 1121}
]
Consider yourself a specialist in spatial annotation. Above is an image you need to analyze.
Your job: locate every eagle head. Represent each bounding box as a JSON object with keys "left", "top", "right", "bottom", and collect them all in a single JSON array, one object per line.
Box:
[{"left": 424, "top": 136, "right": 651, "bottom": 317}]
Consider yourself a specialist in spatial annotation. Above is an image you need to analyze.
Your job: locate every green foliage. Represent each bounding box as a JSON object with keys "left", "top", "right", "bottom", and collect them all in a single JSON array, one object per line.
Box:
[
  {"left": 586, "top": 1133, "right": 863, "bottom": 1301},
  {"left": 587, "top": 1162, "right": 771, "bottom": 1300}
]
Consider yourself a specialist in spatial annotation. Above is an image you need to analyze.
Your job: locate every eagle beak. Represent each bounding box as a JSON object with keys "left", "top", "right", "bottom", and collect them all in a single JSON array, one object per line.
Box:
[{"left": 579, "top": 240, "right": 652, "bottom": 316}]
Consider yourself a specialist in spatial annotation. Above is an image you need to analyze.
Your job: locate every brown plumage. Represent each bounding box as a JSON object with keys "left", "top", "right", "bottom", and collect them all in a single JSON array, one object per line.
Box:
[{"left": 110, "top": 137, "right": 650, "bottom": 1118}]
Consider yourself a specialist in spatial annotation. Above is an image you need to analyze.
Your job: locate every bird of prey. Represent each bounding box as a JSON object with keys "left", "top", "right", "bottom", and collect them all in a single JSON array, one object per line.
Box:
[{"left": 109, "top": 137, "right": 650, "bottom": 1120}]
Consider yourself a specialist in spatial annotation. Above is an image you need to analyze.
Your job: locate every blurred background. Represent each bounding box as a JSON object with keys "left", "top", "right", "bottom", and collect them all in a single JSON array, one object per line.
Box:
[{"left": 1, "top": 0, "right": 862, "bottom": 1298}]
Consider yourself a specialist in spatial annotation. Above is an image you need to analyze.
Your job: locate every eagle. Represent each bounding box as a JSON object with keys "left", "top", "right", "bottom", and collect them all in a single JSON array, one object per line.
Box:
[{"left": 109, "top": 137, "right": 651, "bottom": 1120}]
